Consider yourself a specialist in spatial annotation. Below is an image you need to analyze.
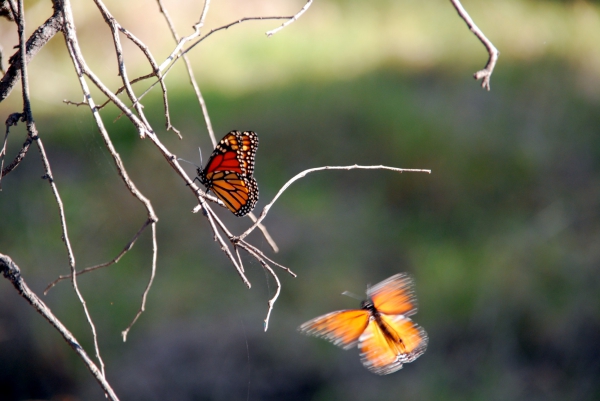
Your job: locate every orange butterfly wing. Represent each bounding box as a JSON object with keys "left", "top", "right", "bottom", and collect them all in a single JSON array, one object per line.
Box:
[
  {"left": 368, "top": 273, "right": 418, "bottom": 316},
  {"left": 208, "top": 172, "right": 258, "bottom": 216},
  {"left": 197, "top": 131, "right": 259, "bottom": 217},
  {"left": 299, "top": 273, "right": 428, "bottom": 375},
  {"left": 298, "top": 309, "right": 370, "bottom": 350},
  {"left": 359, "top": 314, "right": 428, "bottom": 375}
]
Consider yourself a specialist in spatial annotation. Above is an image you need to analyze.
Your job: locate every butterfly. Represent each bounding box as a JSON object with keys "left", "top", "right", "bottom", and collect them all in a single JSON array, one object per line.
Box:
[
  {"left": 298, "top": 273, "right": 428, "bottom": 375},
  {"left": 196, "top": 130, "right": 259, "bottom": 217}
]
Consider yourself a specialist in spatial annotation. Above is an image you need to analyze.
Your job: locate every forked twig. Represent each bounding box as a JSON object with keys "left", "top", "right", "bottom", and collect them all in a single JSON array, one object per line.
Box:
[
  {"left": 200, "top": 199, "right": 252, "bottom": 288},
  {"left": 0, "top": 254, "right": 119, "bottom": 401},
  {"left": 0, "top": 0, "right": 64, "bottom": 103},
  {"left": 238, "top": 240, "right": 295, "bottom": 277},
  {"left": 238, "top": 245, "right": 281, "bottom": 331},
  {"left": 44, "top": 218, "right": 154, "bottom": 294},
  {"left": 189, "top": 164, "right": 428, "bottom": 328},
  {"left": 449, "top": 0, "right": 499, "bottom": 90},
  {"left": 62, "top": 0, "right": 159, "bottom": 340},
  {"left": 14, "top": 0, "right": 109, "bottom": 377},
  {"left": 156, "top": 0, "right": 216, "bottom": 145}
]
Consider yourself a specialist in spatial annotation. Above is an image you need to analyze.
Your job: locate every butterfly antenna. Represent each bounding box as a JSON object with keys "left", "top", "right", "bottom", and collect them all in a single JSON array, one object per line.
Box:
[
  {"left": 177, "top": 157, "right": 203, "bottom": 187},
  {"left": 341, "top": 291, "right": 363, "bottom": 301},
  {"left": 177, "top": 157, "right": 201, "bottom": 170}
]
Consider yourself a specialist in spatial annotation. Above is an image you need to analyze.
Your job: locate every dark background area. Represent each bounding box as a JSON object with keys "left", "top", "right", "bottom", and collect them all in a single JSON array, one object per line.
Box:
[{"left": 1, "top": 0, "right": 599, "bottom": 400}]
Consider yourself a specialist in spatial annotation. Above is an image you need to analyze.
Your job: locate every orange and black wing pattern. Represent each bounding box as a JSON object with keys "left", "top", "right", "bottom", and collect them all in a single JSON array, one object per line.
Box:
[
  {"left": 358, "top": 313, "right": 428, "bottom": 375},
  {"left": 298, "top": 309, "right": 370, "bottom": 350},
  {"left": 368, "top": 273, "right": 418, "bottom": 316},
  {"left": 298, "top": 273, "right": 428, "bottom": 375},
  {"left": 196, "top": 131, "right": 259, "bottom": 217}
]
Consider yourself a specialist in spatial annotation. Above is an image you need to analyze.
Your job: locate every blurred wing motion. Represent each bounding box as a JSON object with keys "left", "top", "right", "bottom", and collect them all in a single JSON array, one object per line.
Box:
[
  {"left": 298, "top": 310, "right": 370, "bottom": 349},
  {"left": 359, "top": 313, "right": 428, "bottom": 375},
  {"left": 298, "top": 273, "right": 428, "bottom": 375},
  {"left": 196, "top": 131, "right": 259, "bottom": 217},
  {"left": 368, "top": 273, "right": 418, "bottom": 316}
]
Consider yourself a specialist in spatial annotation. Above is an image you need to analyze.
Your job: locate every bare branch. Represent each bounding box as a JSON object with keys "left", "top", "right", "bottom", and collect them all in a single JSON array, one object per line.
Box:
[
  {"left": 265, "top": 0, "right": 313, "bottom": 37},
  {"left": 449, "top": 0, "right": 499, "bottom": 90},
  {"left": 1, "top": 112, "right": 30, "bottom": 186},
  {"left": 122, "top": 221, "right": 158, "bottom": 342},
  {"left": 129, "top": 16, "right": 291, "bottom": 125},
  {"left": 182, "top": 16, "right": 290, "bottom": 58},
  {"left": 0, "top": 254, "right": 120, "bottom": 401},
  {"left": 247, "top": 212, "right": 279, "bottom": 253},
  {"left": 238, "top": 165, "right": 431, "bottom": 242},
  {"left": 238, "top": 240, "right": 295, "bottom": 277},
  {"left": 0, "top": 0, "right": 63, "bottom": 102},
  {"left": 238, "top": 245, "right": 280, "bottom": 332},
  {"left": 13, "top": 0, "right": 107, "bottom": 378},
  {"left": 92, "top": 0, "right": 153, "bottom": 132},
  {"left": 201, "top": 201, "right": 252, "bottom": 287},
  {"left": 44, "top": 218, "right": 155, "bottom": 294},
  {"left": 156, "top": 0, "right": 216, "bottom": 145},
  {"left": 61, "top": 0, "right": 159, "bottom": 339}
]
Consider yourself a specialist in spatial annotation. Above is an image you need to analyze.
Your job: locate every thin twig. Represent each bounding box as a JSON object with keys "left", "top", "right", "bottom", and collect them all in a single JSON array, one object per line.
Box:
[
  {"left": 247, "top": 212, "right": 279, "bottom": 253},
  {"left": 156, "top": 0, "right": 216, "bottom": 145},
  {"left": 44, "top": 218, "right": 154, "bottom": 294},
  {"left": 239, "top": 240, "right": 295, "bottom": 277},
  {"left": 110, "top": 7, "right": 181, "bottom": 137},
  {"left": 1, "top": 113, "right": 32, "bottom": 183},
  {"left": 238, "top": 165, "right": 431, "bottom": 241},
  {"left": 121, "top": 221, "right": 158, "bottom": 342},
  {"left": 265, "top": 0, "right": 313, "bottom": 37},
  {"left": 121, "top": 16, "right": 292, "bottom": 124},
  {"left": 183, "top": 16, "right": 290, "bottom": 57},
  {"left": 0, "top": 254, "right": 120, "bottom": 401},
  {"left": 14, "top": 0, "right": 108, "bottom": 377},
  {"left": 201, "top": 201, "right": 251, "bottom": 287},
  {"left": 449, "top": 0, "right": 499, "bottom": 90},
  {"left": 92, "top": 0, "right": 153, "bottom": 132},
  {"left": 157, "top": 0, "right": 211, "bottom": 73},
  {"left": 239, "top": 245, "right": 280, "bottom": 331},
  {"left": 0, "top": 0, "right": 64, "bottom": 102},
  {"left": 62, "top": 0, "right": 160, "bottom": 341}
]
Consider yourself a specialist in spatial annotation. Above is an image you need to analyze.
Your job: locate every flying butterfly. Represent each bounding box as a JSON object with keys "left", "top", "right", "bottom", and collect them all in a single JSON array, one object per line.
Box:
[
  {"left": 196, "top": 130, "right": 259, "bottom": 217},
  {"left": 298, "top": 273, "right": 428, "bottom": 375}
]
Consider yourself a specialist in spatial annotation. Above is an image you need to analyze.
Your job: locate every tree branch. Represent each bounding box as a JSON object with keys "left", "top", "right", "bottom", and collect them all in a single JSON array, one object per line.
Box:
[
  {"left": 449, "top": 0, "right": 499, "bottom": 90},
  {"left": 0, "top": 0, "right": 64, "bottom": 102},
  {"left": 0, "top": 253, "right": 120, "bottom": 401},
  {"left": 238, "top": 165, "right": 431, "bottom": 242}
]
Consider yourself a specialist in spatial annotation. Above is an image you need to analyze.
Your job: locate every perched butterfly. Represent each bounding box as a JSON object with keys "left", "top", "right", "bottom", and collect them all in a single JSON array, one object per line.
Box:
[
  {"left": 298, "top": 273, "right": 428, "bottom": 375},
  {"left": 196, "top": 130, "right": 259, "bottom": 217}
]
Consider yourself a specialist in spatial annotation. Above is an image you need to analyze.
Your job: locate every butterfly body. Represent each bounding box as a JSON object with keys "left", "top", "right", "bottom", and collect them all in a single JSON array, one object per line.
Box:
[
  {"left": 196, "top": 131, "right": 259, "bottom": 217},
  {"left": 299, "top": 273, "right": 428, "bottom": 375}
]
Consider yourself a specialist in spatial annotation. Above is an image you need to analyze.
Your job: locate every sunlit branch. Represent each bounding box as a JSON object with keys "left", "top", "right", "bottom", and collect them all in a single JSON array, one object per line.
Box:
[
  {"left": 239, "top": 165, "right": 431, "bottom": 241},
  {"left": 449, "top": 0, "right": 499, "bottom": 90},
  {"left": 156, "top": 0, "right": 216, "bottom": 145},
  {"left": 266, "top": 0, "right": 313, "bottom": 37}
]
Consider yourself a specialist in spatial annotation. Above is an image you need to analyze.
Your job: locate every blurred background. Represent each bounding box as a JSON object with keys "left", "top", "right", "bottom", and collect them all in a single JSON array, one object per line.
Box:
[{"left": 1, "top": 0, "right": 599, "bottom": 400}]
